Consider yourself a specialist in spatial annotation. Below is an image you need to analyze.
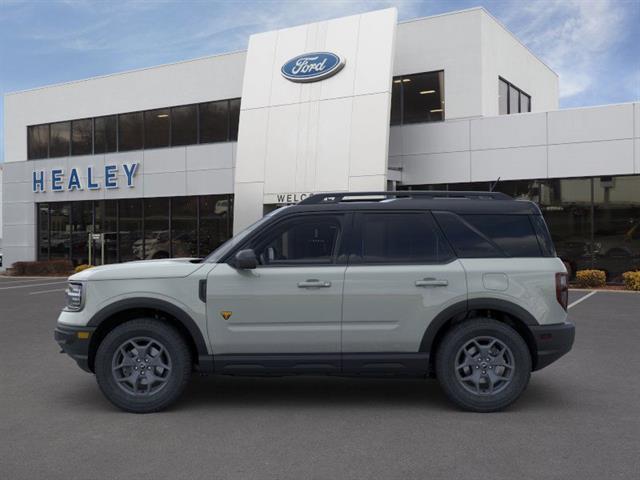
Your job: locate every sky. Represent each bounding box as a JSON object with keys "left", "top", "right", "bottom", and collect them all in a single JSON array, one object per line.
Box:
[{"left": 1, "top": 0, "right": 639, "bottom": 162}]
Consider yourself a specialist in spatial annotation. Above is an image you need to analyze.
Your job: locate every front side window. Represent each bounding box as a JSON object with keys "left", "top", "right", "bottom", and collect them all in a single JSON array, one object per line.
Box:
[
  {"left": 355, "top": 212, "right": 453, "bottom": 264},
  {"left": 252, "top": 215, "right": 342, "bottom": 266},
  {"left": 391, "top": 71, "right": 444, "bottom": 125}
]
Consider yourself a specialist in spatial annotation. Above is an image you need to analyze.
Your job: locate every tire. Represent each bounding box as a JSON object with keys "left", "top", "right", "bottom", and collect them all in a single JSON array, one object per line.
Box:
[
  {"left": 95, "top": 319, "right": 192, "bottom": 413},
  {"left": 435, "top": 318, "right": 531, "bottom": 412}
]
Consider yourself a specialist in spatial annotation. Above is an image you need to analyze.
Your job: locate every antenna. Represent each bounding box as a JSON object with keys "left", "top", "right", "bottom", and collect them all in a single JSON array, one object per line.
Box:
[{"left": 490, "top": 177, "right": 501, "bottom": 192}]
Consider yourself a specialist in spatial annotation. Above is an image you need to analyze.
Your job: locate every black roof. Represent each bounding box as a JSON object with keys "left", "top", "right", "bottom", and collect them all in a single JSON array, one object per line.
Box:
[{"left": 285, "top": 191, "right": 541, "bottom": 215}]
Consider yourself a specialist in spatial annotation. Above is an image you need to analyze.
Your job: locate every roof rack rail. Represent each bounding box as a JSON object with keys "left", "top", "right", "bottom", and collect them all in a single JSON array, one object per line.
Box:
[{"left": 299, "top": 190, "right": 512, "bottom": 205}]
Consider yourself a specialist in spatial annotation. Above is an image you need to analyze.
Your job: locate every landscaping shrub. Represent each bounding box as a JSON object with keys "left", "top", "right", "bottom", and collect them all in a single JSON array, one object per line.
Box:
[
  {"left": 622, "top": 271, "right": 640, "bottom": 291},
  {"left": 74, "top": 264, "right": 93, "bottom": 273},
  {"left": 10, "top": 260, "right": 73, "bottom": 276},
  {"left": 575, "top": 269, "right": 606, "bottom": 288}
]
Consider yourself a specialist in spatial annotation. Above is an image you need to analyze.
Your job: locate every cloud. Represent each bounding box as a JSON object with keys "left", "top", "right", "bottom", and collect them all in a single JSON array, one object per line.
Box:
[{"left": 504, "top": 0, "right": 631, "bottom": 99}]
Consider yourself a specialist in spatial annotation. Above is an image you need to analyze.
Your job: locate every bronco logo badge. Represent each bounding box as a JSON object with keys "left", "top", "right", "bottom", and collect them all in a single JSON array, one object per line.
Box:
[{"left": 220, "top": 311, "right": 233, "bottom": 320}]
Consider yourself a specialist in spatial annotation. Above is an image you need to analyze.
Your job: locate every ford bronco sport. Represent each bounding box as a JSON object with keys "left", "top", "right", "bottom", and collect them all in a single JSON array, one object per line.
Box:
[{"left": 55, "top": 191, "right": 575, "bottom": 413}]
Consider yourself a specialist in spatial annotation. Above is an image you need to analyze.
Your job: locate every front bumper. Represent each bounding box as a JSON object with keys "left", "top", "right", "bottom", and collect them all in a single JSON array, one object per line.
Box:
[
  {"left": 54, "top": 324, "right": 96, "bottom": 373},
  {"left": 530, "top": 321, "right": 575, "bottom": 371}
]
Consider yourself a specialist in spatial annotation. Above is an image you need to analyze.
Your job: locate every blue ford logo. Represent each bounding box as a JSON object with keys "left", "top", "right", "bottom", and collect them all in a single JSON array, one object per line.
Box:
[{"left": 281, "top": 52, "right": 345, "bottom": 83}]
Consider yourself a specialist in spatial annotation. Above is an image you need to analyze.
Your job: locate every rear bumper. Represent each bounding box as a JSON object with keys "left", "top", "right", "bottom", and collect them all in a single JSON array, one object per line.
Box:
[
  {"left": 530, "top": 321, "right": 575, "bottom": 371},
  {"left": 54, "top": 324, "right": 96, "bottom": 373}
]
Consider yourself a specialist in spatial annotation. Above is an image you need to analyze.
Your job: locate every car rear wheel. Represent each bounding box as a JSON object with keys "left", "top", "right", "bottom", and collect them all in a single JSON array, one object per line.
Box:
[
  {"left": 435, "top": 318, "right": 531, "bottom": 412},
  {"left": 95, "top": 319, "right": 192, "bottom": 413}
]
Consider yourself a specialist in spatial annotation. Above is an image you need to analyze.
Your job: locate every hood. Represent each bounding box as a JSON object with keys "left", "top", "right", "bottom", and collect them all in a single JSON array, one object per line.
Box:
[{"left": 69, "top": 258, "right": 205, "bottom": 281}]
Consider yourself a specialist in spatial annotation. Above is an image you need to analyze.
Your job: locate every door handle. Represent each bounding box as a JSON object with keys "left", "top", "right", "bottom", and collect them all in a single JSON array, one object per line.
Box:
[
  {"left": 415, "top": 278, "right": 448, "bottom": 287},
  {"left": 297, "top": 279, "right": 332, "bottom": 288}
]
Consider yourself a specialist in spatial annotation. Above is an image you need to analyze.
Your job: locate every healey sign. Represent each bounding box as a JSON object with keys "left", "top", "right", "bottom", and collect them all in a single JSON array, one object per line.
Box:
[
  {"left": 32, "top": 163, "right": 138, "bottom": 193},
  {"left": 281, "top": 52, "right": 345, "bottom": 83}
]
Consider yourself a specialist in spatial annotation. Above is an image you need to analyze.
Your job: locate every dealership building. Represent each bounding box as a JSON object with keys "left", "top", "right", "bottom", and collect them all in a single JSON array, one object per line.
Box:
[{"left": 2, "top": 7, "right": 639, "bottom": 280}]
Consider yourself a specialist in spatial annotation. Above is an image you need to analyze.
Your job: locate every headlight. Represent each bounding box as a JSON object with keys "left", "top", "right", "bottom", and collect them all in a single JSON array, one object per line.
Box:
[{"left": 65, "top": 282, "right": 84, "bottom": 311}]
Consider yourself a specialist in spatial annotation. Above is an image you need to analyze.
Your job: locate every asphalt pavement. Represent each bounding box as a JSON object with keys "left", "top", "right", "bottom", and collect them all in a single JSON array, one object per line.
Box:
[{"left": 1, "top": 276, "right": 639, "bottom": 480}]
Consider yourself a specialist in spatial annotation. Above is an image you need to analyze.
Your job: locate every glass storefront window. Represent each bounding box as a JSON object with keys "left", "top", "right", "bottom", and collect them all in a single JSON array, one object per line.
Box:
[
  {"left": 119, "top": 199, "right": 143, "bottom": 263},
  {"left": 199, "top": 100, "right": 229, "bottom": 143},
  {"left": 94, "top": 115, "right": 117, "bottom": 154},
  {"left": 499, "top": 79, "right": 509, "bottom": 115},
  {"left": 28, "top": 125, "right": 49, "bottom": 159},
  {"left": 228, "top": 98, "right": 241, "bottom": 141},
  {"left": 171, "top": 197, "right": 198, "bottom": 258},
  {"left": 49, "top": 203, "right": 70, "bottom": 259},
  {"left": 49, "top": 121, "right": 71, "bottom": 157},
  {"left": 118, "top": 112, "right": 144, "bottom": 151},
  {"left": 38, "top": 204, "right": 50, "bottom": 260},
  {"left": 70, "top": 201, "right": 93, "bottom": 265},
  {"left": 199, "top": 195, "right": 231, "bottom": 256},
  {"left": 171, "top": 105, "right": 197, "bottom": 146},
  {"left": 144, "top": 198, "right": 170, "bottom": 259},
  {"left": 71, "top": 118, "right": 93, "bottom": 156},
  {"left": 144, "top": 108, "right": 170, "bottom": 149},
  {"left": 391, "top": 71, "right": 445, "bottom": 125}
]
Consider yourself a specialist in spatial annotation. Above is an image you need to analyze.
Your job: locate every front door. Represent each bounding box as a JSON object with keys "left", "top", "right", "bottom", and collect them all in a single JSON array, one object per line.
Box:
[
  {"left": 206, "top": 213, "right": 349, "bottom": 371},
  {"left": 341, "top": 212, "right": 467, "bottom": 372}
]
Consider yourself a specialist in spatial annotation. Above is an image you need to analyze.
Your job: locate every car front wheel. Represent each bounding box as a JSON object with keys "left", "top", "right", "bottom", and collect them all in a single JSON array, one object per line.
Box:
[
  {"left": 435, "top": 318, "right": 531, "bottom": 412},
  {"left": 95, "top": 319, "right": 192, "bottom": 413}
]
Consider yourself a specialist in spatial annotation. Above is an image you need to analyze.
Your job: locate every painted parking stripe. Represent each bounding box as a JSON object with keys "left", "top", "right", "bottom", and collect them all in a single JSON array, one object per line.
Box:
[
  {"left": 0, "top": 281, "right": 67, "bottom": 290},
  {"left": 568, "top": 291, "right": 597, "bottom": 309},
  {"left": 28, "top": 288, "right": 66, "bottom": 295}
]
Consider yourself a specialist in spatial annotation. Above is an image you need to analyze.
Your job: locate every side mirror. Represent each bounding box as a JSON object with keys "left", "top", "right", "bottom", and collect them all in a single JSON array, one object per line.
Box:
[{"left": 234, "top": 249, "right": 258, "bottom": 270}]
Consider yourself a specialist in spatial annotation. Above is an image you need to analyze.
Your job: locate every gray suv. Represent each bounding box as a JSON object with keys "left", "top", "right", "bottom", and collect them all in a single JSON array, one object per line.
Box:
[{"left": 55, "top": 191, "right": 575, "bottom": 413}]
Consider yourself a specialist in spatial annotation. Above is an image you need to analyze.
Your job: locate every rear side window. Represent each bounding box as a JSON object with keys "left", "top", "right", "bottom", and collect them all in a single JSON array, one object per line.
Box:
[
  {"left": 461, "top": 214, "right": 542, "bottom": 257},
  {"left": 433, "top": 212, "right": 504, "bottom": 258},
  {"left": 354, "top": 212, "right": 454, "bottom": 264},
  {"left": 530, "top": 215, "right": 556, "bottom": 257}
]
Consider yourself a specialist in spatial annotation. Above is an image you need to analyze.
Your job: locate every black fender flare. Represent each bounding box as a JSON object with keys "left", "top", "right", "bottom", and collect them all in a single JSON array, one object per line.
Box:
[
  {"left": 87, "top": 297, "right": 208, "bottom": 356},
  {"left": 419, "top": 298, "right": 539, "bottom": 353}
]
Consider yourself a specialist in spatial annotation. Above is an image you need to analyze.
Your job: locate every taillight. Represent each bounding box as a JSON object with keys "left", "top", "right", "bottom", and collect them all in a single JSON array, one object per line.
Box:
[{"left": 555, "top": 272, "right": 568, "bottom": 311}]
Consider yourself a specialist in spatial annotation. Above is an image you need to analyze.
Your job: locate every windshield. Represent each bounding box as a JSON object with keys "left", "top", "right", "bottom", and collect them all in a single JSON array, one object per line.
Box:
[{"left": 202, "top": 207, "right": 289, "bottom": 263}]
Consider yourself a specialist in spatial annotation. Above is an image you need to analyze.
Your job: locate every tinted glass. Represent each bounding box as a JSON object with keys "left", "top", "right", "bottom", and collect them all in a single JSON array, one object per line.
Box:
[
  {"left": 434, "top": 211, "right": 504, "bottom": 258},
  {"left": 172, "top": 197, "right": 198, "bottom": 257},
  {"left": 28, "top": 125, "right": 49, "bottom": 159},
  {"left": 119, "top": 199, "right": 143, "bottom": 262},
  {"left": 38, "top": 204, "right": 50, "bottom": 260},
  {"left": 94, "top": 115, "right": 117, "bottom": 154},
  {"left": 144, "top": 198, "right": 170, "bottom": 259},
  {"left": 95, "top": 200, "right": 119, "bottom": 265},
  {"left": 499, "top": 79, "right": 509, "bottom": 115},
  {"left": 531, "top": 214, "right": 555, "bottom": 257},
  {"left": 461, "top": 214, "right": 541, "bottom": 257},
  {"left": 171, "top": 105, "right": 197, "bottom": 146},
  {"left": 390, "top": 79, "right": 402, "bottom": 125},
  {"left": 254, "top": 216, "right": 341, "bottom": 265},
  {"left": 199, "top": 195, "right": 231, "bottom": 255},
  {"left": 509, "top": 85, "right": 520, "bottom": 113},
  {"left": 357, "top": 213, "right": 453, "bottom": 263},
  {"left": 49, "top": 202, "right": 70, "bottom": 259},
  {"left": 71, "top": 201, "right": 93, "bottom": 265},
  {"left": 521, "top": 93, "right": 531, "bottom": 113},
  {"left": 401, "top": 71, "right": 444, "bottom": 124},
  {"left": 228, "top": 98, "right": 241, "bottom": 141},
  {"left": 118, "top": 112, "right": 143, "bottom": 151},
  {"left": 144, "top": 108, "right": 170, "bottom": 149},
  {"left": 49, "top": 121, "right": 71, "bottom": 157},
  {"left": 199, "top": 100, "right": 228, "bottom": 143},
  {"left": 71, "top": 119, "right": 92, "bottom": 156}
]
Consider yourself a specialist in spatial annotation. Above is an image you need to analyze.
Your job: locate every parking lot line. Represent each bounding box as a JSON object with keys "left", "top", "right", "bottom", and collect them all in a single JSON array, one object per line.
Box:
[
  {"left": 0, "top": 281, "right": 67, "bottom": 290},
  {"left": 28, "top": 288, "right": 66, "bottom": 295},
  {"left": 568, "top": 291, "right": 597, "bottom": 309}
]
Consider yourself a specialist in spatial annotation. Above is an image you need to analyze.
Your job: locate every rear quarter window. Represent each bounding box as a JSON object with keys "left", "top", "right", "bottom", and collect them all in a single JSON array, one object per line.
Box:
[{"left": 433, "top": 212, "right": 544, "bottom": 258}]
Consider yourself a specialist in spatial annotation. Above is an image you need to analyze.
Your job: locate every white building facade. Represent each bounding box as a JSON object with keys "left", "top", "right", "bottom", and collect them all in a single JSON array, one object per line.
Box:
[{"left": 2, "top": 7, "right": 639, "bottom": 280}]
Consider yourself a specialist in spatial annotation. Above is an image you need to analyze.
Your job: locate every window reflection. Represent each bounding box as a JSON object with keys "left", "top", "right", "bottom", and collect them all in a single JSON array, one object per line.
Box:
[
  {"left": 118, "top": 112, "right": 143, "bottom": 151},
  {"left": 71, "top": 119, "right": 93, "bottom": 156},
  {"left": 29, "top": 125, "right": 49, "bottom": 160},
  {"left": 144, "top": 108, "right": 170, "bottom": 149},
  {"left": 49, "top": 122, "right": 71, "bottom": 157},
  {"left": 119, "top": 199, "right": 143, "bottom": 262}
]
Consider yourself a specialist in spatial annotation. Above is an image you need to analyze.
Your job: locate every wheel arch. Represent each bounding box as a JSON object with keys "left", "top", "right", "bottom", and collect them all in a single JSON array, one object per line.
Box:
[
  {"left": 86, "top": 298, "right": 208, "bottom": 373},
  {"left": 421, "top": 298, "right": 539, "bottom": 373}
]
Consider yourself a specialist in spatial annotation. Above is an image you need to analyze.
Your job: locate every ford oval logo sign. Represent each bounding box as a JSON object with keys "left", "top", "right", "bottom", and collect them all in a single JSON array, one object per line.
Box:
[{"left": 281, "top": 52, "right": 345, "bottom": 83}]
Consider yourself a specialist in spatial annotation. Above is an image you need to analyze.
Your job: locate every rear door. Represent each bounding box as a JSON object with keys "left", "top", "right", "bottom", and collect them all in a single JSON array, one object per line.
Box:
[{"left": 341, "top": 211, "right": 467, "bottom": 367}]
